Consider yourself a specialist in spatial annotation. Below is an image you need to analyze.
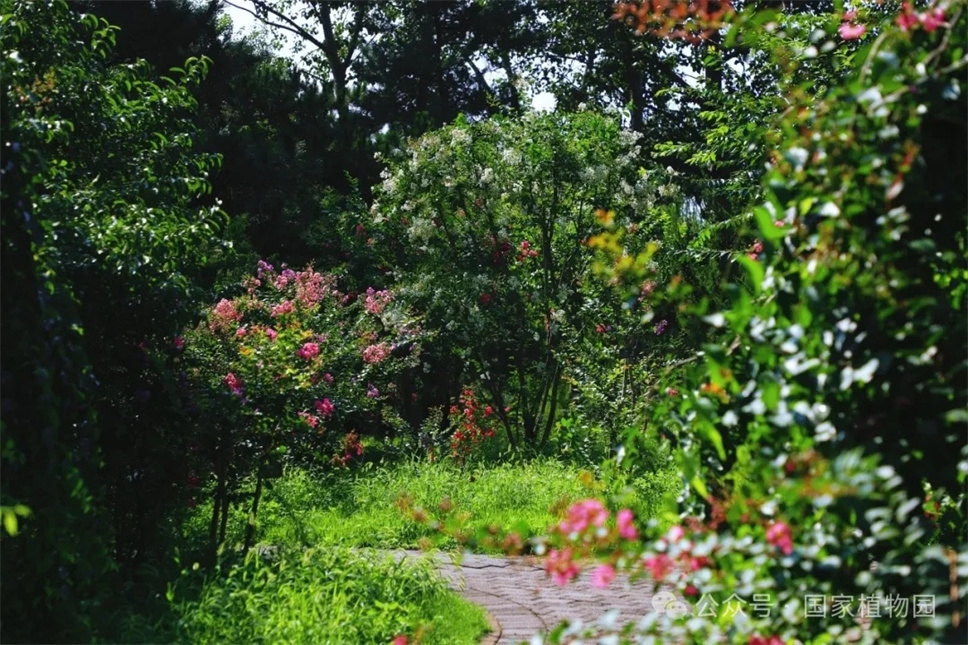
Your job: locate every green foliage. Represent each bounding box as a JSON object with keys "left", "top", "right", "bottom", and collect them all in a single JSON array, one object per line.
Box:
[
  {"left": 182, "top": 261, "right": 423, "bottom": 551},
  {"left": 168, "top": 547, "right": 488, "bottom": 645},
  {"left": 183, "top": 459, "right": 676, "bottom": 555},
  {"left": 561, "top": 2, "right": 968, "bottom": 643},
  {"left": 371, "top": 111, "right": 690, "bottom": 449},
  {"left": 1, "top": 0, "right": 227, "bottom": 640}
]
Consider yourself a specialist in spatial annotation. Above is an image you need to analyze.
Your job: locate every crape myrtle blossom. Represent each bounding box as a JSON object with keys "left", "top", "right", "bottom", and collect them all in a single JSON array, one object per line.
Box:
[
  {"left": 297, "top": 342, "right": 320, "bottom": 360},
  {"left": 362, "top": 342, "right": 391, "bottom": 364}
]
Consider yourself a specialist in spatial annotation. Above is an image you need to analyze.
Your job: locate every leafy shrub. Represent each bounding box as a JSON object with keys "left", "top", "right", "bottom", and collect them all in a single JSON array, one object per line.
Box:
[
  {"left": 1, "top": 1, "right": 227, "bottom": 639},
  {"left": 370, "top": 110, "right": 696, "bottom": 450},
  {"left": 541, "top": 2, "right": 968, "bottom": 643},
  {"left": 182, "top": 261, "right": 425, "bottom": 550}
]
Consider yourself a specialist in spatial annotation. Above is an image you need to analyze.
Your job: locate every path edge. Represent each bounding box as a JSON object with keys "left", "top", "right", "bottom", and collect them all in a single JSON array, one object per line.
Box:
[{"left": 478, "top": 604, "right": 503, "bottom": 645}]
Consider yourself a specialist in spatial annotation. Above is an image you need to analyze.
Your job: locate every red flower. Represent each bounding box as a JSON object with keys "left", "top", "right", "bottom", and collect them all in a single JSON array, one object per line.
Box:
[{"left": 481, "top": 293, "right": 492, "bottom": 305}]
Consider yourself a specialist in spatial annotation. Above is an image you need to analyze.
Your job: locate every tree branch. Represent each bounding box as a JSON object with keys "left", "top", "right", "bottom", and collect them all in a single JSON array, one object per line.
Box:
[{"left": 224, "top": 0, "right": 327, "bottom": 51}]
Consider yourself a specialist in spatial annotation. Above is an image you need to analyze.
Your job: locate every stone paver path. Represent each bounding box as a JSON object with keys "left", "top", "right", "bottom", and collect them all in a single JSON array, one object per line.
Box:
[{"left": 396, "top": 551, "right": 662, "bottom": 644}]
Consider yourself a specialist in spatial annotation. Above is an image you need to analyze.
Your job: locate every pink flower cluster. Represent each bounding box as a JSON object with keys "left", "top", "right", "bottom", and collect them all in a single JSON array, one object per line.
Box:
[
  {"left": 274, "top": 268, "right": 297, "bottom": 290},
  {"left": 271, "top": 300, "right": 295, "bottom": 317},
  {"left": 224, "top": 372, "right": 243, "bottom": 396},
  {"left": 590, "top": 564, "right": 616, "bottom": 589},
  {"left": 897, "top": 3, "right": 945, "bottom": 32},
  {"left": 545, "top": 547, "right": 581, "bottom": 586},
  {"left": 766, "top": 521, "right": 794, "bottom": 555},
  {"left": 315, "top": 398, "right": 335, "bottom": 417},
  {"left": 617, "top": 508, "right": 638, "bottom": 540},
  {"left": 209, "top": 298, "right": 243, "bottom": 333},
  {"left": 838, "top": 11, "right": 866, "bottom": 40},
  {"left": 364, "top": 287, "right": 393, "bottom": 315},
  {"left": 517, "top": 240, "right": 538, "bottom": 261},
  {"left": 298, "top": 412, "right": 320, "bottom": 428},
  {"left": 749, "top": 636, "right": 784, "bottom": 645},
  {"left": 298, "top": 342, "right": 320, "bottom": 360},
  {"left": 747, "top": 239, "right": 764, "bottom": 261},
  {"left": 295, "top": 269, "right": 335, "bottom": 306},
  {"left": 559, "top": 499, "right": 609, "bottom": 535},
  {"left": 362, "top": 342, "right": 391, "bottom": 364}
]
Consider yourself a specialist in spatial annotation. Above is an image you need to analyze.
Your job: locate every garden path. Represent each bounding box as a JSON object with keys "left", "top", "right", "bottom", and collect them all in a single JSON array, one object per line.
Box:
[{"left": 395, "top": 551, "right": 663, "bottom": 644}]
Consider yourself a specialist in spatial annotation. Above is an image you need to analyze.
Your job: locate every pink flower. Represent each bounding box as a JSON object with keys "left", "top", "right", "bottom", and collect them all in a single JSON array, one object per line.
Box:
[
  {"left": 298, "top": 342, "right": 320, "bottom": 360},
  {"left": 897, "top": 3, "right": 922, "bottom": 31},
  {"left": 667, "top": 387, "right": 679, "bottom": 397},
  {"left": 391, "top": 636, "right": 408, "bottom": 645},
  {"left": 315, "top": 398, "right": 335, "bottom": 417},
  {"left": 920, "top": 8, "right": 945, "bottom": 32},
  {"left": 298, "top": 412, "right": 320, "bottom": 428},
  {"left": 271, "top": 300, "right": 295, "bottom": 317},
  {"left": 839, "top": 22, "right": 867, "bottom": 39},
  {"left": 265, "top": 328, "right": 278, "bottom": 341},
  {"left": 224, "top": 372, "right": 243, "bottom": 395},
  {"left": 642, "top": 553, "right": 673, "bottom": 581},
  {"left": 559, "top": 499, "right": 609, "bottom": 534},
  {"left": 667, "top": 525, "right": 685, "bottom": 542},
  {"left": 209, "top": 298, "right": 243, "bottom": 332},
  {"left": 274, "top": 273, "right": 291, "bottom": 290},
  {"left": 749, "top": 636, "right": 784, "bottom": 645},
  {"left": 295, "top": 269, "right": 334, "bottom": 306},
  {"left": 236, "top": 327, "right": 247, "bottom": 338},
  {"left": 617, "top": 509, "right": 638, "bottom": 540},
  {"left": 590, "top": 564, "right": 616, "bottom": 589},
  {"left": 173, "top": 336, "right": 185, "bottom": 350},
  {"left": 752, "top": 240, "right": 763, "bottom": 254},
  {"left": 323, "top": 372, "right": 334, "bottom": 384},
  {"left": 766, "top": 521, "right": 794, "bottom": 555},
  {"left": 366, "top": 384, "right": 380, "bottom": 399},
  {"left": 364, "top": 287, "right": 393, "bottom": 315},
  {"left": 362, "top": 342, "right": 391, "bottom": 364},
  {"left": 545, "top": 548, "right": 580, "bottom": 586}
]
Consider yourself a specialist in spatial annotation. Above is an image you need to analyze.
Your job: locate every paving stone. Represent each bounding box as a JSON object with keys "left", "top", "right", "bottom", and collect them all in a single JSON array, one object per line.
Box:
[{"left": 394, "top": 550, "right": 662, "bottom": 644}]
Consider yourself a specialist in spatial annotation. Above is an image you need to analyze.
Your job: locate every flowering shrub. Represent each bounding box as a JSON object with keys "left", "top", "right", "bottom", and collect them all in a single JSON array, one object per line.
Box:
[
  {"left": 183, "top": 261, "right": 423, "bottom": 548},
  {"left": 370, "top": 111, "right": 689, "bottom": 449},
  {"left": 447, "top": 388, "right": 499, "bottom": 465},
  {"left": 532, "top": 1, "right": 967, "bottom": 643}
]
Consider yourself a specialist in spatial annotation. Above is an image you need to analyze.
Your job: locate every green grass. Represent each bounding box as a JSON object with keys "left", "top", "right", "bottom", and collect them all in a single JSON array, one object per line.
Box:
[
  {"left": 163, "top": 546, "right": 488, "bottom": 645},
  {"left": 160, "top": 457, "right": 678, "bottom": 644},
  {"left": 185, "top": 457, "right": 680, "bottom": 553}
]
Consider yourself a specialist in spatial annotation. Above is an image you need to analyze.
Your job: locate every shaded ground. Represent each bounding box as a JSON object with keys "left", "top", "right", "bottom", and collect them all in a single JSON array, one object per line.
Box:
[{"left": 397, "top": 551, "right": 662, "bottom": 644}]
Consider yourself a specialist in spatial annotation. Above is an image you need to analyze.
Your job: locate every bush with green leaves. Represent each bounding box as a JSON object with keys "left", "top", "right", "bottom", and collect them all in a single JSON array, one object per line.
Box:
[
  {"left": 370, "top": 110, "right": 700, "bottom": 451},
  {"left": 182, "top": 261, "right": 424, "bottom": 550},
  {"left": 1, "top": 0, "right": 227, "bottom": 640},
  {"left": 536, "top": 2, "right": 967, "bottom": 643}
]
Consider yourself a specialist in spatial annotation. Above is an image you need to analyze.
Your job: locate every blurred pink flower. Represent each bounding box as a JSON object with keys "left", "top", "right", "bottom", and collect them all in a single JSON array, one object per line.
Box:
[
  {"left": 591, "top": 564, "right": 616, "bottom": 589},
  {"left": 617, "top": 509, "right": 638, "bottom": 540},
  {"left": 559, "top": 499, "right": 609, "bottom": 534},
  {"left": 839, "top": 22, "right": 866, "bottom": 39},
  {"left": 766, "top": 521, "right": 794, "bottom": 555}
]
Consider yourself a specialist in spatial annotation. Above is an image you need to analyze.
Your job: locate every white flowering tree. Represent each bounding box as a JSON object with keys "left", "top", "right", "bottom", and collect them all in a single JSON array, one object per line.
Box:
[{"left": 370, "top": 111, "right": 685, "bottom": 449}]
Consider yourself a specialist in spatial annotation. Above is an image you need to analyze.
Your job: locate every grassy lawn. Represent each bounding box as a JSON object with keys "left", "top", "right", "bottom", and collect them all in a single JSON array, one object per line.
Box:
[
  {"left": 119, "top": 546, "right": 488, "bottom": 644},
  {"left": 186, "top": 457, "right": 678, "bottom": 553},
  {"left": 156, "top": 457, "right": 678, "bottom": 644}
]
